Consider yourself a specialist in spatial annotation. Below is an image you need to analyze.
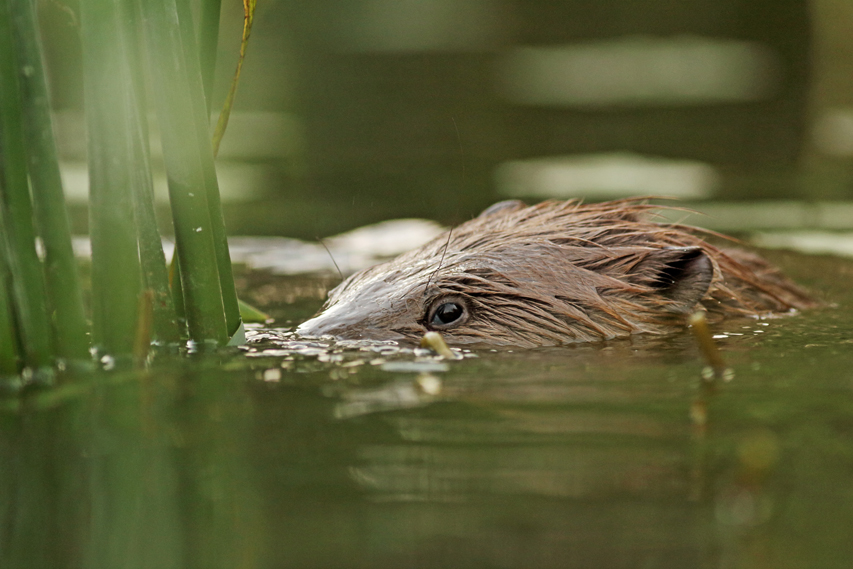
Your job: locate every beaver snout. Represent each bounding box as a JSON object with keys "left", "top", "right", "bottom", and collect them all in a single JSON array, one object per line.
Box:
[
  {"left": 296, "top": 308, "right": 408, "bottom": 342},
  {"left": 296, "top": 294, "right": 416, "bottom": 342}
]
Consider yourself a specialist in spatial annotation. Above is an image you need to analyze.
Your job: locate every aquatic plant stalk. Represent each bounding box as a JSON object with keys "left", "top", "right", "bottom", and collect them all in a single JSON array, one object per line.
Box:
[
  {"left": 211, "top": 0, "right": 256, "bottom": 158},
  {"left": 202, "top": 163, "right": 243, "bottom": 341},
  {"left": 130, "top": 150, "right": 182, "bottom": 345},
  {"left": 123, "top": 7, "right": 181, "bottom": 345},
  {"left": 173, "top": 0, "right": 242, "bottom": 340},
  {"left": 80, "top": 0, "right": 145, "bottom": 355},
  {"left": 141, "top": 0, "right": 234, "bottom": 344},
  {"left": 132, "top": 289, "right": 154, "bottom": 366},
  {"left": 168, "top": 253, "right": 187, "bottom": 324},
  {"left": 198, "top": 0, "right": 222, "bottom": 114},
  {"left": 182, "top": 0, "right": 254, "bottom": 341},
  {"left": 8, "top": 0, "right": 89, "bottom": 361},
  {"left": 0, "top": 0, "right": 54, "bottom": 369},
  {"left": 237, "top": 298, "right": 269, "bottom": 324},
  {"left": 0, "top": 248, "right": 20, "bottom": 375}
]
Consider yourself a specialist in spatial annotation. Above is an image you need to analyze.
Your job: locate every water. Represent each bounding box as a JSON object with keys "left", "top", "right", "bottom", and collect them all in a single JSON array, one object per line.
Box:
[{"left": 1, "top": 249, "right": 852, "bottom": 569}]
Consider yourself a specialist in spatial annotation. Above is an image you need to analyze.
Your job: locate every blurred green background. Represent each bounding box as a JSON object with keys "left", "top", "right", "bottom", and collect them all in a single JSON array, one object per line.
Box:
[{"left": 38, "top": 0, "right": 853, "bottom": 237}]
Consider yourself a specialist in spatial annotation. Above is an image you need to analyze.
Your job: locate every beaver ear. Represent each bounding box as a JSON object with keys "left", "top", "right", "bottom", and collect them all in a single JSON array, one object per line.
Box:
[
  {"left": 478, "top": 200, "right": 526, "bottom": 218},
  {"left": 634, "top": 247, "right": 714, "bottom": 313}
]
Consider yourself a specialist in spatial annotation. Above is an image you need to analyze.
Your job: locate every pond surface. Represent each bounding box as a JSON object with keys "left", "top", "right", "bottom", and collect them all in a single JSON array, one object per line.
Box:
[{"left": 2, "top": 248, "right": 852, "bottom": 569}]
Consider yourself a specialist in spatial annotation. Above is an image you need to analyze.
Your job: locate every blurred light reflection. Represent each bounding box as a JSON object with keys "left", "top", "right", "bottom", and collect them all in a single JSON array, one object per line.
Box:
[{"left": 499, "top": 36, "right": 780, "bottom": 107}]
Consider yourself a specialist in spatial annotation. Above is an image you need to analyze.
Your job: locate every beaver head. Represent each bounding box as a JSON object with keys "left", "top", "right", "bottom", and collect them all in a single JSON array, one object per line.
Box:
[{"left": 297, "top": 199, "right": 812, "bottom": 347}]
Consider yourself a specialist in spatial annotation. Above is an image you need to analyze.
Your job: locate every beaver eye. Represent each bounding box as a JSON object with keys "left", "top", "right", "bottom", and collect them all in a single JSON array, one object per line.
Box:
[
  {"left": 426, "top": 296, "right": 469, "bottom": 329},
  {"left": 433, "top": 302, "right": 463, "bottom": 325}
]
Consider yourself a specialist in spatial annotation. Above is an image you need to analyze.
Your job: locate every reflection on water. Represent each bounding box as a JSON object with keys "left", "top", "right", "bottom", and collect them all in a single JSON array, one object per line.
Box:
[{"left": 2, "top": 251, "right": 853, "bottom": 568}]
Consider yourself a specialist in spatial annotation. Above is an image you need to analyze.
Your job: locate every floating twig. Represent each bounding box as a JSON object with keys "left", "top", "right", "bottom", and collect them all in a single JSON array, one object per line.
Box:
[{"left": 420, "top": 331, "right": 458, "bottom": 359}]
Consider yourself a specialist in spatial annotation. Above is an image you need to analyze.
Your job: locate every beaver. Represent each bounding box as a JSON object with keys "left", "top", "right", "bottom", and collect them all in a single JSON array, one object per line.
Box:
[{"left": 296, "top": 199, "right": 814, "bottom": 348}]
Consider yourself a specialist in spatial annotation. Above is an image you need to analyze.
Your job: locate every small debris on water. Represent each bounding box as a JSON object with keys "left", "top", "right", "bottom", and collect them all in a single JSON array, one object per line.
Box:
[
  {"left": 419, "top": 331, "right": 459, "bottom": 359},
  {"left": 241, "top": 326, "right": 473, "bottom": 383}
]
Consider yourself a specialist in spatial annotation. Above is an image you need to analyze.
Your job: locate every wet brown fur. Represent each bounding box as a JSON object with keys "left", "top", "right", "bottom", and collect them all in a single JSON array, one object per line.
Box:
[{"left": 297, "top": 199, "right": 814, "bottom": 347}]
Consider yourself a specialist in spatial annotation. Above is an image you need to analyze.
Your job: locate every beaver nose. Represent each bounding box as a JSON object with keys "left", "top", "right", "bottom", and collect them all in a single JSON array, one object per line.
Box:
[
  {"left": 295, "top": 315, "right": 353, "bottom": 339},
  {"left": 296, "top": 311, "right": 406, "bottom": 342}
]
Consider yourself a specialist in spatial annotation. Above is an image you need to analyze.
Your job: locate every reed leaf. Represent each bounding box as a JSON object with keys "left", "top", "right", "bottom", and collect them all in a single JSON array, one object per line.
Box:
[
  {"left": 172, "top": 0, "right": 242, "bottom": 341},
  {"left": 80, "top": 0, "right": 144, "bottom": 355},
  {"left": 140, "top": 0, "right": 231, "bottom": 344},
  {"left": 198, "top": 0, "right": 222, "bottom": 114},
  {"left": 211, "top": 0, "right": 256, "bottom": 158},
  {"left": 237, "top": 298, "right": 270, "bottom": 324},
  {"left": 168, "top": 252, "right": 187, "bottom": 324},
  {"left": 8, "top": 0, "right": 89, "bottom": 361},
  {"left": 0, "top": 0, "right": 54, "bottom": 369},
  {"left": 123, "top": 4, "right": 181, "bottom": 345},
  {"left": 0, "top": 246, "right": 20, "bottom": 375}
]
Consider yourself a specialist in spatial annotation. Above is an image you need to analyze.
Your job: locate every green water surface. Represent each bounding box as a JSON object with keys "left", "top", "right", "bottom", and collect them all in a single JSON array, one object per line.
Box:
[{"left": 1, "top": 250, "right": 852, "bottom": 569}]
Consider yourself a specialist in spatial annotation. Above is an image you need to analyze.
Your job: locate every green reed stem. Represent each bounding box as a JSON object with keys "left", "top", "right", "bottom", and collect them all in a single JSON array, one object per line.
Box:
[
  {"left": 80, "top": 0, "right": 145, "bottom": 355},
  {"left": 198, "top": 0, "right": 222, "bottom": 115},
  {"left": 124, "top": 4, "right": 181, "bottom": 345},
  {"left": 131, "top": 148, "right": 182, "bottom": 345},
  {"left": 9, "top": 0, "right": 90, "bottom": 361},
  {"left": 0, "top": 247, "right": 20, "bottom": 375},
  {"left": 168, "top": 252, "right": 187, "bottom": 324},
  {"left": 132, "top": 289, "right": 154, "bottom": 366},
  {"left": 174, "top": 0, "right": 242, "bottom": 340},
  {"left": 0, "top": 302, "right": 19, "bottom": 376},
  {"left": 0, "top": 0, "right": 54, "bottom": 369},
  {"left": 204, "top": 170, "right": 242, "bottom": 340},
  {"left": 141, "top": 0, "right": 231, "bottom": 344}
]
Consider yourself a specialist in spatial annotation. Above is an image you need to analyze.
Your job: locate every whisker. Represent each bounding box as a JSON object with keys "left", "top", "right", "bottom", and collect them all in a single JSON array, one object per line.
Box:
[
  {"left": 424, "top": 227, "right": 452, "bottom": 296},
  {"left": 317, "top": 236, "right": 344, "bottom": 284}
]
